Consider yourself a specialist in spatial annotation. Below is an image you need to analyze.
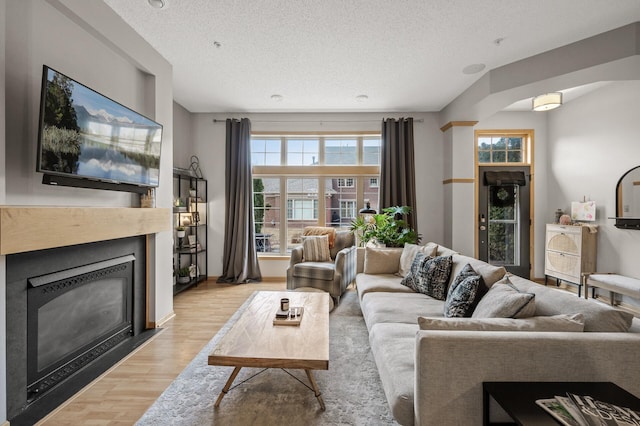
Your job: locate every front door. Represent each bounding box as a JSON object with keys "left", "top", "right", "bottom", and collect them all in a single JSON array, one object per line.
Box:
[{"left": 478, "top": 166, "right": 531, "bottom": 278}]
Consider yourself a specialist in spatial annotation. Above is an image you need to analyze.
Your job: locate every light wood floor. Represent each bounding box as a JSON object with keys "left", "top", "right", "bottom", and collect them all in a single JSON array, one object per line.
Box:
[{"left": 39, "top": 280, "right": 286, "bottom": 425}]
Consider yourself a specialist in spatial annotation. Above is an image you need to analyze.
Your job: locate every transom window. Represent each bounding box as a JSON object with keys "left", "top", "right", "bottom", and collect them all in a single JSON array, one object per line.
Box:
[
  {"left": 476, "top": 131, "right": 532, "bottom": 164},
  {"left": 251, "top": 134, "right": 381, "bottom": 254}
]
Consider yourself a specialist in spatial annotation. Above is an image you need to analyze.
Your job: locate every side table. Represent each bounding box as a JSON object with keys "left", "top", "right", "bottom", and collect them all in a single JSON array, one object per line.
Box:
[{"left": 483, "top": 381, "right": 640, "bottom": 426}]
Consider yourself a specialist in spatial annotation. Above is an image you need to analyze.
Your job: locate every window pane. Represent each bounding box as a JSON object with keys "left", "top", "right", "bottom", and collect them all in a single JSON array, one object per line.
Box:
[
  {"left": 478, "top": 137, "right": 492, "bottom": 150},
  {"left": 251, "top": 138, "right": 281, "bottom": 166},
  {"left": 488, "top": 222, "right": 516, "bottom": 265},
  {"left": 492, "top": 151, "right": 506, "bottom": 162},
  {"left": 493, "top": 137, "right": 507, "bottom": 149},
  {"left": 286, "top": 178, "right": 318, "bottom": 250},
  {"left": 287, "top": 139, "right": 319, "bottom": 165},
  {"left": 508, "top": 138, "right": 522, "bottom": 150},
  {"left": 326, "top": 177, "right": 357, "bottom": 230},
  {"left": 507, "top": 151, "right": 522, "bottom": 163},
  {"left": 364, "top": 175, "right": 380, "bottom": 213},
  {"left": 253, "top": 178, "right": 280, "bottom": 253},
  {"left": 325, "top": 138, "right": 357, "bottom": 165},
  {"left": 478, "top": 151, "right": 491, "bottom": 163},
  {"left": 363, "top": 138, "right": 381, "bottom": 165}
]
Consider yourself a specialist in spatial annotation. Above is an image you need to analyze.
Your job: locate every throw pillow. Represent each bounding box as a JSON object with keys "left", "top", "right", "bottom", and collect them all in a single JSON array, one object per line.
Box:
[
  {"left": 400, "top": 252, "right": 429, "bottom": 291},
  {"left": 363, "top": 247, "right": 403, "bottom": 274},
  {"left": 444, "top": 263, "right": 488, "bottom": 317},
  {"left": 413, "top": 255, "right": 453, "bottom": 300},
  {"left": 397, "top": 243, "right": 438, "bottom": 277},
  {"left": 417, "top": 313, "right": 585, "bottom": 332},
  {"left": 472, "top": 276, "right": 536, "bottom": 319},
  {"left": 303, "top": 226, "right": 336, "bottom": 248},
  {"left": 302, "top": 235, "right": 330, "bottom": 262}
]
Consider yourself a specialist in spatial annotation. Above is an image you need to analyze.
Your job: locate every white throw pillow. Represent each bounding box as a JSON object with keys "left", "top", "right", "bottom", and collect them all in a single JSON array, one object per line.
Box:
[
  {"left": 363, "top": 247, "right": 403, "bottom": 274},
  {"left": 397, "top": 242, "right": 438, "bottom": 277},
  {"left": 418, "top": 314, "right": 585, "bottom": 332},
  {"left": 302, "top": 235, "right": 330, "bottom": 262}
]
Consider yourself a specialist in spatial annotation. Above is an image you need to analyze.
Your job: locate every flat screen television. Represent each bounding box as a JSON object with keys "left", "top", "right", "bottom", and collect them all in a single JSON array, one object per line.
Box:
[{"left": 37, "top": 65, "right": 162, "bottom": 193}]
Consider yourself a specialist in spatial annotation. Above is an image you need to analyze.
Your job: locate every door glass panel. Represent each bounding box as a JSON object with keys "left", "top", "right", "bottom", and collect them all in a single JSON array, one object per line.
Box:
[{"left": 488, "top": 185, "right": 519, "bottom": 266}]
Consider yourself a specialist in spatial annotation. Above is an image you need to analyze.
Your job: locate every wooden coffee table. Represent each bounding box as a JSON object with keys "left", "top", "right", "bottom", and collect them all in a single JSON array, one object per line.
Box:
[{"left": 208, "top": 291, "right": 330, "bottom": 409}]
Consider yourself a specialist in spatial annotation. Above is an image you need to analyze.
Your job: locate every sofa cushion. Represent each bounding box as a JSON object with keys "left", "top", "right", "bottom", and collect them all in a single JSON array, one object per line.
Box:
[
  {"left": 397, "top": 242, "right": 438, "bottom": 277},
  {"left": 360, "top": 292, "right": 445, "bottom": 330},
  {"left": 450, "top": 254, "right": 506, "bottom": 289},
  {"left": 472, "top": 276, "right": 536, "bottom": 318},
  {"left": 444, "top": 263, "right": 487, "bottom": 317},
  {"left": 368, "top": 322, "right": 419, "bottom": 426},
  {"left": 292, "top": 261, "right": 335, "bottom": 280},
  {"left": 364, "top": 247, "right": 403, "bottom": 274},
  {"left": 302, "top": 235, "right": 330, "bottom": 261},
  {"left": 413, "top": 255, "right": 454, "bottom": 300},
  {"left": 418, "top": 314, "right": 585, "bottom": 332},
  {"left": 508, "top": 274, "right": 634, "bottom": 332},
  {"left": 355, "top": 273, "right": 413, "bottom": 300}
]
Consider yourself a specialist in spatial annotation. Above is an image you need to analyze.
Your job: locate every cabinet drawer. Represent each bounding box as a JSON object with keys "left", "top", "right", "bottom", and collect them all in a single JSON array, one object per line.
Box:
[
  {"left": 545, "top": 250, "right": 580, "bottom": 280},
  {"left": 546, "top": 230, "right": 582, "bottom": 256}
]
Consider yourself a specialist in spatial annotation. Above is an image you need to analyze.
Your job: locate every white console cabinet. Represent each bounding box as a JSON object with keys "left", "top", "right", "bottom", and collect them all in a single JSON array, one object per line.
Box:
[{"left": 544, "top": 223, "right": 597, "bottom": 297}]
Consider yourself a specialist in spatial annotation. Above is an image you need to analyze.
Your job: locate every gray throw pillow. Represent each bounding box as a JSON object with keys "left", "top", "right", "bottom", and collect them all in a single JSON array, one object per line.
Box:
[
  {"left": 413, "top": 255, "right": 453, "bottom": 300},
  {"left": 444, "top": 263, "right": 487, "bottom": 317},
  {"left": 472, "top": 276, "right": 536, "bottom": 318}
]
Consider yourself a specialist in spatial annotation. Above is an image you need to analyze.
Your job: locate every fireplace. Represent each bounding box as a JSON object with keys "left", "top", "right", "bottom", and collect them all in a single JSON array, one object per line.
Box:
[{"left": 6, "top": 237, "right": 156, "bottom": 425}]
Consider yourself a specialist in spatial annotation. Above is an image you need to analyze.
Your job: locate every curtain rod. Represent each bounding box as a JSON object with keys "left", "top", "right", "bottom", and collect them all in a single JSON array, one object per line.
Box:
[{"left": 212, "top": 118, "right": 424, "bottom": 124}]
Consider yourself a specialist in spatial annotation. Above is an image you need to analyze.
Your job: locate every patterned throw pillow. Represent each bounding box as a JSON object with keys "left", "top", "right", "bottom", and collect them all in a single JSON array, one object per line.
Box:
[
  {"left": 400, "top": 252, "right": 428, "bottom": 291},
  {"left": 413, "top": 255, "right": 453, "bottom": 300},
  {"left": 472, "top": 276, "right": 536, "bottom": 319},
  {"left": 444, "top": 263, "right": 488, "bottom": 317},
  {"left": 302, "top": 235, "right": 331, "bottom": 262}
]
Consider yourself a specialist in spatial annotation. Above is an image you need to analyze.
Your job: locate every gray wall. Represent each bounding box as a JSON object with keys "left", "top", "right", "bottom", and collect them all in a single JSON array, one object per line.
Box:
[{"left": 173, "top": 101, "right": 195, "bottom": 168}]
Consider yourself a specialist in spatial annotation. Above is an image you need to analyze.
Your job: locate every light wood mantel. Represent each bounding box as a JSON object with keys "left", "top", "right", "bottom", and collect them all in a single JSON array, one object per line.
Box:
[{"left": 0, "top": 206, "right": 171, "bottom": 255}]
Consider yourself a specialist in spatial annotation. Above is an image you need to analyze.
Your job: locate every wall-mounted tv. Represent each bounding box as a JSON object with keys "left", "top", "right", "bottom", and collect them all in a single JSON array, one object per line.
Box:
[{"left": 37, "top": 65, "right": 162, "bottom": 193}]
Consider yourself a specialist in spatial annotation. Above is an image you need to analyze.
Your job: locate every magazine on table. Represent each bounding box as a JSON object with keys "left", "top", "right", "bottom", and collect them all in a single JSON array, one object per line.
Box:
[{"left": 536, "top": 393, "right": 640, "bottom": 426}]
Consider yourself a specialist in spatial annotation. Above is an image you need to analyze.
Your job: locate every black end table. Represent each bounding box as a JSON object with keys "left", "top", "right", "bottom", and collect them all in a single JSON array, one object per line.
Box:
[{"left": 483, "top": 381, "right": 640, "bottom": 425}]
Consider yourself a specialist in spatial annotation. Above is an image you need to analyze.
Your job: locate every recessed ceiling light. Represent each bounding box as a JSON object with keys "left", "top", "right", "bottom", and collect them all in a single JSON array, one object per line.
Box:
[
  {"left": 462, "top": 64, "right": 486, "bottom": 75},
  {"left": 356, "top": 95, "right": 369, "bottom": 102},
  {"left": 270, "top": 94, "right": 283, "bottom": 102},
  {"left": 148, "top": 0, "right": 165, "bottom": 8}
]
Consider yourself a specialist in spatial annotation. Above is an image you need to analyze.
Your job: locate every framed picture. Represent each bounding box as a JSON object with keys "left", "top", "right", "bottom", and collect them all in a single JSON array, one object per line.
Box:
[
  {"left": 192, "top": 211, "right": 200, "bottom": 224},
  {"left": 187, "top": 235, "right": 197, "bottom": 247}
]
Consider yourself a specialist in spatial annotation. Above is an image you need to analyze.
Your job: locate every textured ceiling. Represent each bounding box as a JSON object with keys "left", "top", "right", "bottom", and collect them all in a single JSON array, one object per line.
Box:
[{"left": 103, "top": 0, "right": 640, "bottom": 113}]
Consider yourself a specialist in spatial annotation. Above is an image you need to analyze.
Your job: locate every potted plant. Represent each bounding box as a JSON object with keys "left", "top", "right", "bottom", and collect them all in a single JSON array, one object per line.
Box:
[
  {"left": 350, "top": 205, "right": 420, "bottom": 247},
  {"left": 177, "top": 267, "right": 191, "bottom": 284},
  {"left": 176, "top": 226, "right": 186, "bottom": 238}
]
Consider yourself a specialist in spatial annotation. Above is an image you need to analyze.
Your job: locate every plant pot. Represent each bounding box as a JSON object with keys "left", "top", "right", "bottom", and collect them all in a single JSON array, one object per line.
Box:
[
  {"left": 176, "top": 230, "right": 186, "bottom": 238},
  {"left": 177, "top": 275, "right": 190, "bottom": 284}
]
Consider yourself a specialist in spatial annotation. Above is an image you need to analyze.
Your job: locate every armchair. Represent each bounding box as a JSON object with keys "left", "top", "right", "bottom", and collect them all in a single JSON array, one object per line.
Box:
[{"left": 286, "top": 229, "right": 356, "bottom": 305}]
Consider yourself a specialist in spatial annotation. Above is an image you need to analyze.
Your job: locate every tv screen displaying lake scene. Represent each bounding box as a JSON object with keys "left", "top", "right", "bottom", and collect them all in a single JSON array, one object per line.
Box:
[{"left": 37, "top": 65, "right": 162, "bottom": 188}]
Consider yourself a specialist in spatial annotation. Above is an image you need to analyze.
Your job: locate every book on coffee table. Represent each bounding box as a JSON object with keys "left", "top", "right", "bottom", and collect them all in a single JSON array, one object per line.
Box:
[{"left": 273, "top": 307, "right": 304, "bottom": 326}]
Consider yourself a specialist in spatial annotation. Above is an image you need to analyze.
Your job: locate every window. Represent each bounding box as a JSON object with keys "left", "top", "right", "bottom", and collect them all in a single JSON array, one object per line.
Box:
[
  {"left": 337, "top": 178, "right": 354, "bottom": 187},
  {"left": 252, "top": 134, "right": 381, "bottom": 254},
  {"left": 476, "top": 132, "right": 530, "bottom": 164}
]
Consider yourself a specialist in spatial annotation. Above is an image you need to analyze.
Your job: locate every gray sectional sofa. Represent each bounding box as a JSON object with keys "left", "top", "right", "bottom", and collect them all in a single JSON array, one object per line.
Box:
[{"left": 355, "top": 243, "right": 640, "bottom": 426}]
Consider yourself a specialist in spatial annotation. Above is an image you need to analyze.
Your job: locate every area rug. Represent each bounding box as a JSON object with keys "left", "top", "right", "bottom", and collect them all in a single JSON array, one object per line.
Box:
[{"left": 136, "top": 288, "right": 399, "bottom": 425}]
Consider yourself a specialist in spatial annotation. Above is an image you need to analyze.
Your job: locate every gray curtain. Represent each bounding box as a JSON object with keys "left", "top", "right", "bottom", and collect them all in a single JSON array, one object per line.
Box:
[
  {"left": 218, "top": 118, "right": 262, "bottom": 283},
  {"left": 380, "top": 117, "right": 417, "bottom": 231}
]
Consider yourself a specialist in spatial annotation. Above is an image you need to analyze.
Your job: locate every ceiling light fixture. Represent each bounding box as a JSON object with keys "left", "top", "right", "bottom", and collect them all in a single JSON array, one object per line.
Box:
[
  {"left": 148, "top": 0, "right": 165, "bottom": 8},
  {"left": 270, "top": 94, "right": 283, "bottom": 102},
  {"left": 356, "top": 94, "right": 369, "bottom": 102},
  {"left": 532, "top": 92, "right": 563, "bottom": 111}
]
